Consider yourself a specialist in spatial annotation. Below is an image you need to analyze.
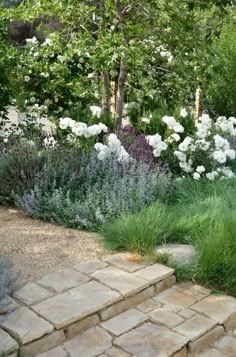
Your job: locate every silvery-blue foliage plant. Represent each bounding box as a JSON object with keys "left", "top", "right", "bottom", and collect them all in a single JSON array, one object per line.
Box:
[{"left": 16, "top": 150, "right": 172, "bottom": 230}]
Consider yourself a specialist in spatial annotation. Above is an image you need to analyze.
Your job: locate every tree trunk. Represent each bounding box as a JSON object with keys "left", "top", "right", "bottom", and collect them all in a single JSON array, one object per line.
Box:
[
  {"left": 194, "top": 86, "right": 203, "bottom": 126},
  {"left": 102, "top": 71, "right": 111, "bottom": 115},
  {"left": 115, "top": 59, "right": 127, "bottom": 130}
]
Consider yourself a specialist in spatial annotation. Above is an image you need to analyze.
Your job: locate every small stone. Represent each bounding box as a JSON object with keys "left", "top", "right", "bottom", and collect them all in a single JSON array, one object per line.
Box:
[
  {"left": 21, "top": 330, "right": 65, "bottom": 356},
  {"left": 192, "top": 295, "right": 236, "bottom": 324},
  {"left": 1, "top": 307, "right": 54, "bottom": 344},
  {"left": 13, "top": 282, "right": 54, "bottom": 305},
  {"left": 64, "top": 326, "right": 112, "bottom": 357},
  {"left": 215, "top": 335, "right": 236, "bottom": 355},
  {"left": 37, "top": 268, "right": 90, "bottom": 294},
  {"left": 66, "top": 314, "right": 100, "bottom": 338},
  {"left": 188, "top": 325, "right": 224, "bottom": 354},
  {"left": 73, "top": 259, "right": 108, "bottom": 275},
  {"left": 32, "top": 281, "right": 121, "bottom": 329},
  {"left": 156, "top": 244, "right": 197, "bottom": 265},
  {"left": 178, "top": 308, "right": 196, "bottom": 319},
  {"left": 103, "top": 253, "right": 148, "bottom": 273},
  {"left": 106, "top": 347, "right": 130, "bottom": 356},
  {"left": 0, "top": 328, "right": 18, "bottom": 354},
  {"left": 224, "top": 311, "right": 236, "bottom": 331},
  {"left": 101, "top": 309, "right": 148, "bottom": 336},
  {"left": 115, "top": 322, "right": 189, "bottom": 357},
  {"left": 148, "top": 308, "right": 184, "bottom": 328},
  {"left": 173, "top": 314, "right": 216, "bottom": 341},
  {"left": 134, "top": 263, "right": 174, "bottom": 284},
  {"left": 196, "top": 348, "right": 227, "bottom": 357},
  {"left": 36, "top": 346, "right": 67, "bottom": 357},
  {"left": 137, "top": 299, "right": 161, "bottom": 313},
  {"left": 91, "top": 266, "right": 148, "bottom": 297}
]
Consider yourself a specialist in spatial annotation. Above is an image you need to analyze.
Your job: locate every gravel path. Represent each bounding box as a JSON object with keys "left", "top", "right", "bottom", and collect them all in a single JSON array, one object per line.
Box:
[{"left": 0, "top": 206, "right": 106, "bottom": 285}]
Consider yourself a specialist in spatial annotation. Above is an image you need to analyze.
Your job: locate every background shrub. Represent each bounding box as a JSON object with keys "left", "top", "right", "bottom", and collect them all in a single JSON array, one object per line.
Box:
[{"left": 206, "top": 24, "right": 236, "bottom": 117}]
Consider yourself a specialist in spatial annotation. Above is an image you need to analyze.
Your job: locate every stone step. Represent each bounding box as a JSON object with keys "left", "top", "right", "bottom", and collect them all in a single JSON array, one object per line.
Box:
[
  {"left": 0, "top": 254, "right": 175, "bottom": 357},
  {"left": 1, "top": 254, "right": 236, "bottom": 356},
  {"left": 36, "top": 284, "right": 236, "bottom": 357}
]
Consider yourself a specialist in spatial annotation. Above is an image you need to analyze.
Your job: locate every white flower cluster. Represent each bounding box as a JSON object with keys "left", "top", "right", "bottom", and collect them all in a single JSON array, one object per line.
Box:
[
  {"left": 90, "top": 105, "right": 102, "bottom": 118},
  {"left": 59, "top": 117, "right": 108, "bottom": 138},
  {"left": 215, "top": 116, "right": 236, "bottom": 136},
  {"left": 162, "top": 116, "right": 184, "bottom": 133},
  {"left": 147, "top": 113, "right": 236, "bottom": 181},
  {"left": 146, "top": 134, "right": 167, "bottom": 157},
  {"left": 44, "top": 136, "right": 57, "bottom": 149},
  {"left": 94, "top": 134, "right": 130, "bottom": 163},
  {"left": 213, "top": 134, "right": 235, "bottom": 164}
]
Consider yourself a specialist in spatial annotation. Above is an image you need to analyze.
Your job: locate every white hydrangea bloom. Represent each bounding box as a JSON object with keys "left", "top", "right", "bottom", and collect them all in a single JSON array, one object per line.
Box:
[
  {"left": 193, "top": 172, "right": 201, "bottom": 180},
  {"left": 90, "top": 105, "right": 102, "bottom": 118},
  {"left": 213, "top": 150, "right": 227, "bottom": 164},
  {"left": 180, "top": 108, "right": 188, "bottom": 118},
  {"left": 141, "top": 117, "right": 150, "bottom": 124},
  {"left": 196, "top": 166, "right": 205, "bottom": 174}
]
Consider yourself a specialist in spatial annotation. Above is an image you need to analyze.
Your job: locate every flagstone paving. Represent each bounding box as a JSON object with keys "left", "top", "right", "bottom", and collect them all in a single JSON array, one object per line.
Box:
[{"left": 1, "top": 253, "right": 236, "bottom": 356}]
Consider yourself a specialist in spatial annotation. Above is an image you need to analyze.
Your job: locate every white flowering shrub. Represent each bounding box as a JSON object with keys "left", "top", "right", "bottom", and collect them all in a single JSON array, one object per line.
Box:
[{"left": 147, "top": 111, "right": 236, "bottom": 180}]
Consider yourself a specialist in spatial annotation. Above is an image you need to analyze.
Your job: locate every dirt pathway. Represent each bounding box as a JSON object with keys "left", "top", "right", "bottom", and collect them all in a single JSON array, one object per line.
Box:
[{"left": 0, "top": 206, "right": 106, "bottom": 285}]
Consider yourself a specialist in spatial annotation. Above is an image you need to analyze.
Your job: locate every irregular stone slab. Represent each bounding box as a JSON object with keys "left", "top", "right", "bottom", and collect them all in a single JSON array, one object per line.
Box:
[
  {"left": 37, "top": 268, "right": 90, "bottom": 294},
  {"left": 91, "top": 266, "right": 148, "bottom": 297},
  {"left": 67, "top": 313, "right": 100, "bottom": 339},
  {"left": 224, "top": 311, "right": 236, "bottom": 331},
  {"left": 21, "top": 330, "right": 65, "bottom": 356},
  {"left": 177, "top": 283, "right": 210, "bottom": 301},
  {"left": 137, "top": 298, "right": 161, "bottom": 313},
  {"left": 1, "top": 307, "right": 54, "bottom": 344},
  {"left": 0, "top": 328, "right": 18, "bottom": 354},
  {"left": 148, "top": 308, "right": 184, "bottom": 328},
  {"left": 134, "top": 264, "right": 174, "bottom": 284},
  {"left": 64, "top": 326, "right": 112, "bottom": 357},
  {"left": 215, "top": 335, "right": 236, "bottom": 355},
  {"left": 196, "top": 348, "right": 227, "bottom": 357},
  {"left": 153, "top": 286, "right": 206, "bottom": 312},
  {"left": 106, "top": 347, "right": 130, "bottom": 356},
  {"left": 115, "top": 322, "right": 189, "bottom": 357},
  {"left": 173, "top": 347, "right": 188, "bottom": 357},
  {"left": 0, "top": 297, "right": 20, "bottom": 314},
  {"left": 178, "top": 308, "right": 196, "bottom": 319},
  {"left": 73, "top": 259, "right": 108, "bottom": 275},
  {"left": 101, "top": 309, "right": 148, "bottom": 336},
  {"left": 103, "top": 253, "right": 148, "bottom": 273},
  {"left": 156, "top": 244, "right": 197, "bottom": 265},
  {"left": 173, "top": 314, "right": 216, "bottom": 341},
  {"left": 192, "top": 295, "right": 236, "bottom": 324},
  {"left": 13, "top": 282, "right": 54, "bottom": 305},
  {"left": 188, "top": 325, "right": 224, "bottom": 354},
  {"left": 36, "top": 346, "right": 68, "bottom": 357},
  {"left": 32, "top": 281, "right": 121, "bottom": 329}
]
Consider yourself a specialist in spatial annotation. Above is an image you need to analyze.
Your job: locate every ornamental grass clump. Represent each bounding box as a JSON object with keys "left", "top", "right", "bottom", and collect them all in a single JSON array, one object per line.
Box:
[{"left": 101, "top": 177, "right": 236, "bottom": 296}]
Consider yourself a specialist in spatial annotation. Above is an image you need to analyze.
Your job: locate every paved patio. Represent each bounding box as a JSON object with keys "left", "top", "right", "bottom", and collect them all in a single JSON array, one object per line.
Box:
[{"left": 1, "top": 253, "right": 236, "bottom": 356}]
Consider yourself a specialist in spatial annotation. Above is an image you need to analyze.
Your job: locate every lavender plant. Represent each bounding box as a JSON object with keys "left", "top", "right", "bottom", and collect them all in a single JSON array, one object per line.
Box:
[{"left": 16, "top": 153, "right": 172, "bottom": 230}]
